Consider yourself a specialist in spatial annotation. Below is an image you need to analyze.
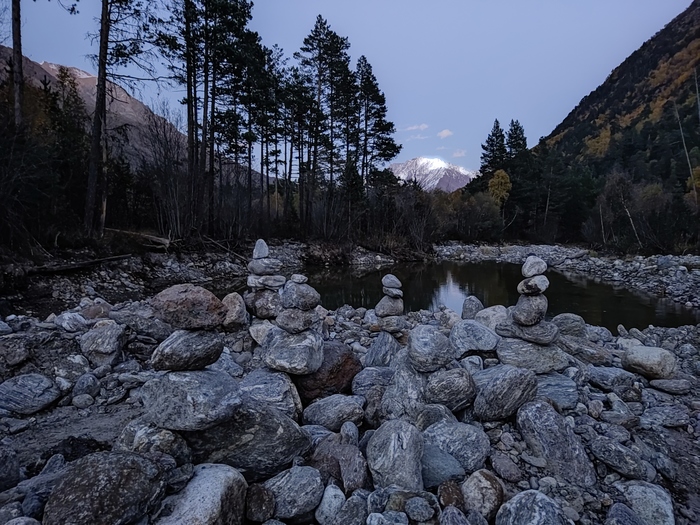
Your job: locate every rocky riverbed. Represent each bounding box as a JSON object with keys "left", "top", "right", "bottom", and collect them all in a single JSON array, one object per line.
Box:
[
  {"left": 435, "top": 242, "right": 700, "bottom": 309},
  {"left": 0, "top": 240, "right": 698, "bottom": 524}
]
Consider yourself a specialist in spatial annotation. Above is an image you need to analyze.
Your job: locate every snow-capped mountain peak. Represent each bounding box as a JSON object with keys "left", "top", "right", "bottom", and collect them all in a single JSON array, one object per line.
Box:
[{"left": 390, "top": 157, "right": 478, "bottom": 193}]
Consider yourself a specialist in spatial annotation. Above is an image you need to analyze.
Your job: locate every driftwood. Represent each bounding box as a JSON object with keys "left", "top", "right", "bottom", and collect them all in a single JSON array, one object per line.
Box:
[
  {"left": 27, "top": 254, "right": 133, "bottom": 275},
  {"left": 105, "top": 228, "right": 171, "bottom": 249},
  {"left": 202, "top": 236, "right": 248, "bottom": 264}
]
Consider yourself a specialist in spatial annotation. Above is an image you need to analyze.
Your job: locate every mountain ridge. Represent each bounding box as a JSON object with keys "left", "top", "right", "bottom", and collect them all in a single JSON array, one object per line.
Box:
[{"left": 390, "top": 157, "right": 478, "bottom": 193}]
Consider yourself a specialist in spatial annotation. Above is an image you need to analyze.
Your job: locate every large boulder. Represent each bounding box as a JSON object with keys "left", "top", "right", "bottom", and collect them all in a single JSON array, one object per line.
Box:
[
  {"left": 375, "top": 296, "right": 404, "bottom": 317},
  {"left": 367, "top": 419, "right": 424, "bottom": 491},
  {"left": 495, "top": 320, "right": 559, "bottom": 345},
  {"left": 183, "top": 400, "right": 311, "bottom": 482},
  {"left": 616, "top": 481, "right": 674, "bottom": 525},
  {"left": 152, "top": 284, "right": 227, "bottom": 329},
  {"left": 140, "top": 370, "right": 241, "bottom": 431},
  {"left": 79, "top": 320, "right": 127, "bottom": 367},
  {"left": 474, "top": 305, "right": 508, "bottom": 331},
  {"left": 450, "top": 320, "right": 500, "bottom": 357},
  {"left": 495, "top": 338, "right": 571, "bottom": 374},
  {"left": 0, "top": 447, "right": 19, "bottom": 491},
  {"left": 407, "top": 325, "right": 453, "bottom": 372},
  {"left": 0, "top": 374, "right": 60, "bottom": 415},
  {"left": 263, "top": 327, "right": 323, "bottom": 375},
  {"left": 511, "top": 295, "right": 548, "bottom": 327},
  {"left": 295, "top": 340, "right": 362, "bottom": 403},
  {"left": 423, "top": 421, "right": 490, "bottom": 474},
  {"left": 155, "top": 464, "right": 247, "bottom": 525},
  {"left": 473, "top": 365, "right": 537, "bottom": 421},
  {"left": 516, "top": 401, "right": 596, "bottom": 487},
  {"left": 364, "top": 331, "right": 402, "bottom": 368},
  {"left": 109, "top": 301, "right": 173, "bottom": 341},
  {"left": 461, "top": 296, "right": 484, "bottom": 320},
  {"left": 495, "top": 490, "right": 568, "bottom": 525},
  {"left": 621, "top": 346, "right": 676, "bottom": 379},
  {"left": 590, "top": 437, "right": 648, "bottom": 480},
  {"left": 460, "top": 469, "right": 504, "bottom": 522},
  {"left": 379, "top": 361, "right": 426, "bottom": 423},
  {"left": 239, "top": 369, "right": 303, "bottom": 421},
  {"left": 151, "top": 330, "right": 223, "bottom": 371},
  {"left": 303, "top": 394, "right": 364, "bottom": 431},
  {"left": 263, "top": 466, "right": 324, "bottom": 520},
  {"left": 424, "top": 368, "right": 476, "bottom": 412},
  {"left": 43, "top": 452, "right": 166, "bottom": 525}
]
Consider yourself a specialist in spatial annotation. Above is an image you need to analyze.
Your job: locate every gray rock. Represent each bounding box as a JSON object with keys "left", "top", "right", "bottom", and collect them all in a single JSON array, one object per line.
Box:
[
  {"left": 243, "top": 290, "right": 282, "bottom": 319},
  {"left": 423, "top": 420, "right": 490, "bottom": 473},
  {"left": 382, "top": 274, "right": 402, "bottom": 288},
  {"left": 379, "top": 315, "right": 408, "bottom": 334},
  {"left": 0, "top": 320, "right": 12, "bottom": 335},
  {"left": 511, "top": 295, "right": 548, "bottom": 326},
  {"left": 461, "top": 296, "right": 484, "bottom": 320},
  {"left": 295, "top": 340, "right": 362, "bottom": 404},
  {"left": 240, "top": 369, "right": 302, "bottom": 421},
  {"left": 291, "top": 274, "right": 308, "bottom": 283},
  {"left": 79, "top": 320, "right": 127, "bottom": 367},
  {"left": 151, "top": 330, "right": 223, "bottom": 371},
  {"left": 425, "top": 368, "right": 476, "bottom": 411},
  {"left": 276, "top": 308, "right": 315, "bottom": 334},
  {"left": 155, "top": 463, "right": 247, "bottom": 525},
  {"left": 375, "top": 296, "right": 404, "bottom": 317},
  {"left": 54, "top": 312, "right": 88, "bottom": 332},
  {"left": 474, "top": 305, "right": 508, "bottom": 331},
  {"left": 640, "top": 404, "right": 690, "bottom": 428},
  {"left": 383, "top": 287, "right": 404, "bottom": 298},
  {"left": 109, "top": 301, "right": 173, "bottom": 341},
  {"left": 315, "top": 484, "right": 346, "bottom": 525},
  {"left": 303, "top": 394, "right": 364, "bottom": 431},
  {"left": 42, "top": 452, "right": 165, "bottom": 525},
  {"left": 495, "top": 320, "right": 559, "bottom": 345},
  {"left": 114, "top": 420, "right": 191, "bottom": 466},
  {"left": 461, "top": 469, "right": 504, "bottom": 521},
  {"left": 415, "top": 403, "right": 458, "bottom": 431},
  {"left": 0, "top": 374, "right": 60, "bottom": 415},
  {"left": 353, "top": 366, "right": 395, "bottom": 427},
  {"left": 622, "top": 346, "right": 676, "bottom": 379},
  {"left": 5, "top": 518, "right": 41, "bottom": 525},
  {"left": 617, "top": 481, "right": 674, "bottom": 525},
  {"left": 333, "top": 493, "right": 369, "bottom": 525},
  {"left": 0, "top": 447, "right": 19, "bottom": 491},
  {"left": 496, "top": 338, "right": 570, "bottom": 374},
  {"left": 490, "top": 451, "right": 523, "bottom": 482},
  {"left": 590, "top": 437, "right": 647, "bottom": 479},
  {"left": 551, "top": 313, "right": 587, "bottom": 337},
  {"left": 407, "top": 324, "right": 453, "bottom": 372},
  {"left": 495, "top": 490, "right": 568, "bottom": 525},
  {"left": 588, "top": 366, "right": 636, "bottom": 391},
  {"left": 405, "top": 496, "right": 434, "bottom": 521},
  {"left": 367, "top": 419, "right": 424, "bottom": 491},
  {"left": 71, "top": 393, "right": 94, "bottom": 408},
  {"left": 263, "top": 326, "right": 323, "bottom": 375},
  {"left": 72, "top": 373, "right": 100, "bottom": 397},
  {"left": 379, "top": 361, "right": 425, "bottom": 422},
  {"left": 207, "top": 347, "right": 245, "bottom": 378},
  {"left": 473, "top": 365, "right": 537, "bottom": 421},
  {"left": 248, "top": 257, "right": 283, "bottom": 275},
  {"left": 450, "top": 319, "right": 500, "bottom": 357},
  {"left": 140, "top": 370, "right": 241, "bottom": 431},
  {"left": 152, "top": 284, "right": 227, "bottom": 330},
  {"left": 183, "top": 399, "right": 311, "bottom": 482},
  {"left": 517, "top": 275, "right": 550, "bottom": 295},
  {"left": 517, "top": 400, "right": 596, "bottom": 486},
  {"left": 605, "top": 503, "right": 646, "bottom": 525},
  {"left": 222, "top": 292, "right": 249, "bottom": 328},
  {"left": 365, "top": 331, "right": 403, "bottom": 368},
  {"left": 648, "top": 379, "right": 691, "bottom": 395},
  {"left": 368, "top": 511, "right": 410, "bottom": 525},
  {"left": 522, "top": 255, "right": 547, "bottom": 277},
  {"left": 263, "top": 466, "right": 324, "bottom": 520},
  {"left": 440, "top": 506, "right": 471, "bottom": 525},
  {"left": 536, "top": 373, "right": 579, "bottom": 410},
  {"left": 421, "top": 444, "right": 466, "bottom": 489},
  {"left": 280, "top": 281, "right": 321, "bottom": 311},
  {"left": 253, "top": 238, "right": 270, "bottom": 259},
  {"left": 556, "top": 335, "right": 613, "bottom": 366},
  {"left": 247, "top": 275, "right": 287, "bottom": 290}
]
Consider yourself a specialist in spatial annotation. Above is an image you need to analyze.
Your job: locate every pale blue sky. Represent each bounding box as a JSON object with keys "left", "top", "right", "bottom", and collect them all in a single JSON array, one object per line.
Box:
[{"left": 15, "top": 0, "right": 693, "bottom": 170}]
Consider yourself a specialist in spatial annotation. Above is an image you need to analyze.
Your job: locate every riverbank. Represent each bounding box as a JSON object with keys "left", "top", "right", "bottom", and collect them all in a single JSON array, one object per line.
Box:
[
  {"left": 0, "top": 241, "right": 698, "bottom": 523},
  {"left": 435, "top": 243, "right": 700, "bottom": 309}
]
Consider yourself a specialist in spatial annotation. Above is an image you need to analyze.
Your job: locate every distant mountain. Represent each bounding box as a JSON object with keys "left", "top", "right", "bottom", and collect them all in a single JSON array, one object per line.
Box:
[
  {"left": 545, "top": 1, "right": 700, "bottom": 180},
  {"left": 390, "top": 157, "right": 478, "bottom": 192}
]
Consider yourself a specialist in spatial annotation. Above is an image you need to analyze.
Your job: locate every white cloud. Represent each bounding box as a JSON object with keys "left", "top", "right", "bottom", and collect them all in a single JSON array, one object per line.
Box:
[
  {"left": 438, "top": 129, "right": 453, "bottom": 139},
  {"left": 436, "top": 146, "right": 448, "bottom": 151},
  {"left": 405, "top": 123, "right": 429, "bottom": 131},
  {"left": 453, "top": 149, "right": 466, "bottom": 158},
  {"left": 407, "top": 134, "right": 429, "bottom": 141}
]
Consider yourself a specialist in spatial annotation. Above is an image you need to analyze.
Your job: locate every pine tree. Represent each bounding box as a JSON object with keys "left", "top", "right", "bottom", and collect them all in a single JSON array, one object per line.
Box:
[
  {"left": 506, "top": 119, "right": 527, "bottom": 158},
  {"left": 480, "top": 119, "right": 508, "bottom": 177}
]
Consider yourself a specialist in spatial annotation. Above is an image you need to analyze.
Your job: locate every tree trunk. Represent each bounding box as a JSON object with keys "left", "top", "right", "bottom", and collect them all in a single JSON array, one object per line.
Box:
[
  {"left": 84, "top": 0, "right": 111, "bottom": 236},
  {"left": 11, "top": 0, "right": 23, "bottom": 129}
]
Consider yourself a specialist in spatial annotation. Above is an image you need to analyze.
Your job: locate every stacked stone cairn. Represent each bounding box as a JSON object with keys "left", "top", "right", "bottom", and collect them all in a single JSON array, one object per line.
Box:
[
  {"left": 373, "top": 273, "right": 406, "bottom": 336},
  {"left": 244, "top": 239, "right": 286, "bottom": 320}
]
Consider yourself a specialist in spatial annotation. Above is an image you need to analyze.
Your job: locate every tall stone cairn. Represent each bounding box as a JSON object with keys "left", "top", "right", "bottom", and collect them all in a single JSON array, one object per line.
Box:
[
  {"left": 374, "top": 274, "right": 406, "bottom": 337},
  {"left": 243, "top": 239, "right": 286, "bottom": 320}
]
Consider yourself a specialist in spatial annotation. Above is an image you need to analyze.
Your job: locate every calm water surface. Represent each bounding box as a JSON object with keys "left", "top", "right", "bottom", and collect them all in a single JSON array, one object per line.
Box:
[{"left": 304, "top": 261, "right": 700, "bottom": 332}]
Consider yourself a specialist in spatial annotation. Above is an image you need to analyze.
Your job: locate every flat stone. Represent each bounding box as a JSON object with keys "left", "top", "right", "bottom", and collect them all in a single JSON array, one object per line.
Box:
[
  {"left": 151, "top": 330, "right": 223, "bottom": 371},
  {"left": 408, "top": 325, "right": 453, "bottom": 372},
  {"left": 495, "top": 490, "right": 568, "bottom": 525},
  {"left": 490, "top": 452, "right": 522, "bottom": 482},
  {"left": 155, "top": 463, "right": 247, "bottom": 525},
  {"left": 382, "top": 274, "right": 402, "bottom": 288},
  {"left": 473, "top": 365, "right": 538, "bottom": 421},
  {"left": 0, "top": 374, "right": 60, "bottom": 415},
  {"left": 152, "top": 284, "right": 227, "bottom": 330},
  {"left": 511, "top": 295, "right": 548, "bottom": 326},
  {"left": 276, "top": 308, "right": 315, "bottom": 334},
  {"left": 536, "top": 373, "right": 579, "bottom": 410},
  {"left": 622, "top": 346, "right": 677, "bottom": 379},
  {"left": 302, "top": 394, "right": 364, "bottom": 431},
  {"left": 367, "top": 419, "right": 424, "bottom": 491},
  {"left": 247, "top": 275, "right": 286, "bottom": 290},
  {"left": 379, "top": 315, "right": 408, "bottom": 334},
  {"left": 517, "top": 275, "right": 549, "bottom": 295},
  {"left": 140, "top": 370, "right": 241, "bottom": 431},
  {"left": 450, "top": 319, "right": 500, "bottom": 357},
  {"left": 495, "top": 320, "right": 559, "bottom": 345},
  {"left": 517, "top": 400, "right": 596, "bottom": 486},
  {"left": 380, "top": 361, "right": 426, "bottom": 422},
  {"left": 496, "top": 338, "right": 570, "bottom": 373},
  {"left": 461, "top": 296, "right": 484, "bottom": 320},
  {"left": 290, "top": 274, "right": 308, "bottom": 284},
  {"left": 590, "top": 437, "right": 648, "bottom": 480},
  {"left": 648, "top": 379, "right": 691, "bottom": 395},
  {"left": 423, "top": 420, "right": 490, "bottom": 474},
  {"left": 247, "top": 257, "right": 283, "bottom": 275},
  {"left": 54, "top": 312, "right": 89, "bottom": 332},
  {"left": 522, "top": 256, "right": 547, "bottom": 277},
  {"left": 263, "top": 466, "right": 324, "bottom": 520},
  {"left": 639, "top": 404, "right": 690, "bottom": 428},
  {"left": 588, "top": 366, "right": 636, "bottom": 391},
  {"left": 556, "top": 335, "right": 613, "bottom": 366},
  {"left": 383, "top": 287, "right": 404, "bottom": 298}
]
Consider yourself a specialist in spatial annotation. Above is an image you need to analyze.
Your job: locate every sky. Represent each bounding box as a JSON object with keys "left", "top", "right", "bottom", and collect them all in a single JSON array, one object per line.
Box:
[{"left": 12, "top": 0, "right": 694, "bottom": 171}]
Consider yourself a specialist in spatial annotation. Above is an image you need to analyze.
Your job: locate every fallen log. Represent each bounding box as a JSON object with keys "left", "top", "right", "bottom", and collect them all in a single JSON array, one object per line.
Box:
[{"left": 27, "top": 254, "right": 133, "bottom": 275}]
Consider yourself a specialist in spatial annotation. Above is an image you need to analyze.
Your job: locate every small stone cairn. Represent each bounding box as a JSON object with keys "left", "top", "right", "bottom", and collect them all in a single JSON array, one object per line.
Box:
[
  {"left": 495, "top": 255, "right": 560, "bottom": 345},
  {"left": 244, "top": 239, "right": 286, "bottom": 320},
  {"left": 374, "top": 274, "right": 406, "bottom": 336}
]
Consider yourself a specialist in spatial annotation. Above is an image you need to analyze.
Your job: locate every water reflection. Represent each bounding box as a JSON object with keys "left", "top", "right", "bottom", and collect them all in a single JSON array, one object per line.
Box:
[{"left": 306, "top": 261, "right": 700, "bottom": 332}]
